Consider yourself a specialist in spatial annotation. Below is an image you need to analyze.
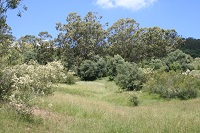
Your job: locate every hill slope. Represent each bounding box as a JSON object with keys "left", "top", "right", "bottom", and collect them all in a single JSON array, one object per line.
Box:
[{"left": 0, "top": 79, "right": 200, "bottom": 132}]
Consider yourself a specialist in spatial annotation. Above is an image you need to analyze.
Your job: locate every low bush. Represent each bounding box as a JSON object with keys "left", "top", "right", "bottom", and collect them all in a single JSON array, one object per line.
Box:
[
  {"left": 115, "top": 62, "right": 146, "bottom": 91},
  {"left": 144, "top": 71, "right": 199, "bottom": 100},
  {"left": 129, "top": 95, "right": 139, "bottom": 106},
  {"left": 189, "top": 58, "right": 200, "bottom": 70},
  {"left": 65, "top": 72, "right": 76, "bottom": 84}
]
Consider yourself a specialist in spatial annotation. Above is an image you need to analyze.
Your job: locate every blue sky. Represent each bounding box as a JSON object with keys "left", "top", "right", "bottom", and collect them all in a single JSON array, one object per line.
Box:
[{"left": 7, "top": 0, "right": 200, "bottom": 39}]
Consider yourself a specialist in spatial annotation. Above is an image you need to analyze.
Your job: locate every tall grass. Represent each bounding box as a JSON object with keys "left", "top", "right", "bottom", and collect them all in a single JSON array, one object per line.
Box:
[{"left": 1, "top": 78, "right": 200, "bottom": 132}]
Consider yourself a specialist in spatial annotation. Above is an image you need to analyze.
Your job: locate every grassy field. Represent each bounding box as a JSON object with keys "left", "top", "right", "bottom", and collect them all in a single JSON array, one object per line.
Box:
[{"left": 0, "top": 78, "right": 200, "bottom": 133}]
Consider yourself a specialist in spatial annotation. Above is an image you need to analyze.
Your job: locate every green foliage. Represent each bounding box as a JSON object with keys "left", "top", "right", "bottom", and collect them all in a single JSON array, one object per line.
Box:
[
  {"left": 17, "top": 35, "right": 38, "bottom": 63},
  {"left": 164, "top": 49, "right": 193, "bottom": 71},
  {"left": 16, "top": 33, "right": 55, "bottom": 65},
  {"left": 107, "top": 18, "right": 139, "bottom": 61},
  {"left": 65, "top": 73, "right": 76, "bottom": 84},
  {"left": 132, "top": 27, "right": 183, "bottom": 62},
  {"left": 129, "top": 95, "right": 139, "bottom": 106},
  {"left": 139, "top": 58, "right": 168, "bottom": 71},
  {"left": 35, "top": 32, "right": 55, "bottom": 65},
  {"left": 56, "top": 12, "right": 107, "bottom": 67},
  {"left": 115, "top": 62, "right": 146, "bottom": 91},
  {"left": 144, "top": 71, "right": 199, "bottom": 100},
  {"left": 79, "top": 60, "right": 98, "bottom": 80},
  {"left": 96, "top": 57, "right": 107, "bottom": 78},
  {"left": 149, "top": 59, "right": 166, "bottom": 70},
  {"left": 180, "top": 37, "right": 200, "bottom": 58},
  {"left": 106, "top": 55, "right": 125, "bottom": 80},
  {"left": 0, "top": 0, "right": 27, "bottom": 51},
  {"left": 188, "top": 58, "right": 200, "bottom": 70}
]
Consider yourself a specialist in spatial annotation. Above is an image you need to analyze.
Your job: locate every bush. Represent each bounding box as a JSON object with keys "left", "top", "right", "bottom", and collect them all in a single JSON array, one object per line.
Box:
[
  {"left": 144, "top": 71, "right": 199, "bottom": 100},
  {"left": 96, "top": 58, "right": 107, "bottom": 78},
  {"left": 139, "top": 58, "right": 168, "bottom": 71},
  {"left": 0, "top": 61, "right": 66, "bottom": 99},
  {"left": 129, "top": 95, "right": 139, "bottom": 106},
  {"left": 149, "top": 58, "right": 168, "bottom": 70},
  {"left": 65, "top": 72, "right": 76, "bottom": 84},
  {"left": 106, "top": 55, "right": 125, "bottom": 80},
  {"left": 189, "top": 58, "right": 200, "bottom": 70},
  {"left": 0, "top": 61, "right": 66, "bottom": 118},
  {"left": 115, "top": 62, "right": 146, "bottom": 91},
  {"left": 164, "top": 49, "right": 193, "bottom": 71},
  {"left": 79, "top": 60, "right": 98, "bottom": 80}
]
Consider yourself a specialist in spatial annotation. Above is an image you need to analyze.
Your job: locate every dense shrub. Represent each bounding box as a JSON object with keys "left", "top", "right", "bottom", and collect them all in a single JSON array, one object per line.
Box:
[
  {"left": 144, "top": 71, "right": 199, "bottom": 100},
  {"left": 79, "top": 60, "right": 98, "bottom": 80},
  {"left": 115, "top": 62, "right": 146, "bottom": 91},
  {"left": 106, "top": 55, "right": 125, "bottom": 80},
  {"left": 189, "top": 58, "right": 200, "bottom": 70},
  {"left": 139, "top": 58, "right": 168, "bottom": 71},
  {"left": 0, "top": 61, "right": 66, "bottom": 100},
  {"left": 149, "top": 59, "right": 168, "bottom": 70},
  {"left": 79, "top": 56, "right": 107, "bottom": 81},
  {"left": 164, "top": 49, "right": 193, "bottom": 71},
  {"left": 0, "top": 61, "right": 66, "bottom": 117},
  {"left": 96, "top": 58, "right": 107, "bottom": 78}
]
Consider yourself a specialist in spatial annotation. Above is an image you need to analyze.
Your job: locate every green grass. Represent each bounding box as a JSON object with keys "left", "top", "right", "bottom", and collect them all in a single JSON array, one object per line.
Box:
[{"left": 1, "top": 78, "right": 200, "bottom": 132}]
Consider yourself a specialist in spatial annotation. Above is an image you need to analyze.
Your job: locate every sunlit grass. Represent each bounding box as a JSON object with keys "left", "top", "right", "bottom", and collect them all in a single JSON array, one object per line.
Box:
[{"left": 1, "top": 78, "right": 200, "bottom": 132}]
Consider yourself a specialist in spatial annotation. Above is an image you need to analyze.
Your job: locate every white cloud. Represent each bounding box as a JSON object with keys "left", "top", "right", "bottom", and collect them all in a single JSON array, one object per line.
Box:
[{"left": 95, "top": 0, "right": 157, "bottom": 11}]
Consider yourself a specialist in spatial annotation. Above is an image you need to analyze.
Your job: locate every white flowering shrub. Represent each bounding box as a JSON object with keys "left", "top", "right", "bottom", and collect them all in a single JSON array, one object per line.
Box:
[
  {"left": 2, "top": 61, "right": 66, "bottom": 97},
  {"left": 0, "top": 61, "right": 66, "bottom": 119}
]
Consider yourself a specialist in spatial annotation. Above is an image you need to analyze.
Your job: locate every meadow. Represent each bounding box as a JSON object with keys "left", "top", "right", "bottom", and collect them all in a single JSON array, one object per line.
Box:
[{"left": 0, "top": 78, "right": 200, "bottom": 133}]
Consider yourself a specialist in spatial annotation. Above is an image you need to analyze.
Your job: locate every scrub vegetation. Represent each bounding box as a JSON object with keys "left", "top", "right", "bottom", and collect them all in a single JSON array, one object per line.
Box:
[{"left": 1, "top": 1, "right": 200, "bottom": 132}]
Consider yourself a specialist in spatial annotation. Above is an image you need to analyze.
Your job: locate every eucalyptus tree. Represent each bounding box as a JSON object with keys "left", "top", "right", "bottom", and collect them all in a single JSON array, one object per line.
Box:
[
  {"left": 0, "top": 0, "right": 27, "bottom": 67},
  {"left": 107, "top": 18, "right": 139, "bottom": 61},
  {"left": 56, "top": 12, "right": 108, "bottom": 68},
  {"left": 0, "top": 0, "right": 27, "bottom": 43},
  {"left": 16, "top": 32, "right": 55, "bottom": 64},
  {"left": 36, "top": 31, "right": 55, "bottom": 64},
  {"left": 16, "top": 35, "right": 37, "bottom": 63},
  {"left": 133, "top": 27, "right": 184, "bottom": 62}
]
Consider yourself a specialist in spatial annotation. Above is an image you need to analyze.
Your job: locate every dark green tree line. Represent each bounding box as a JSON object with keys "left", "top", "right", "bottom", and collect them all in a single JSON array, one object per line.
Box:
[{"left": 180, "top": 37, "right": 200, "bottom": 58}]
